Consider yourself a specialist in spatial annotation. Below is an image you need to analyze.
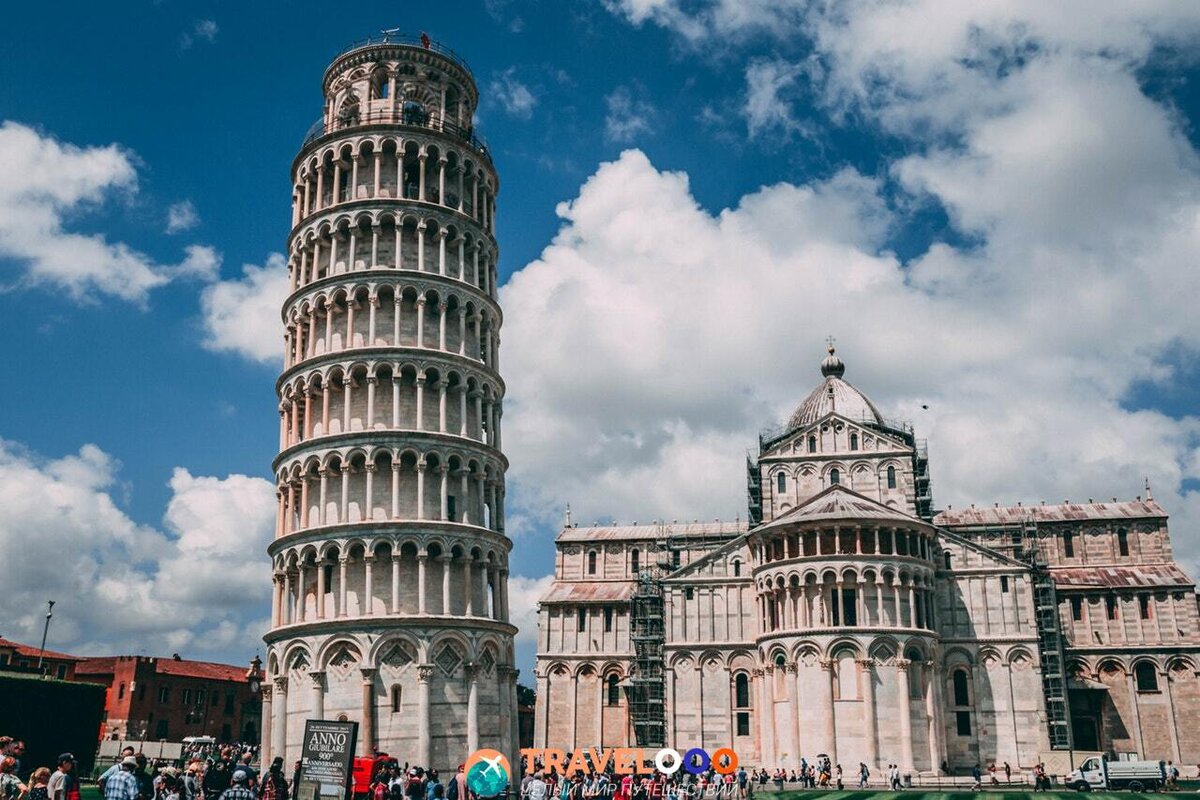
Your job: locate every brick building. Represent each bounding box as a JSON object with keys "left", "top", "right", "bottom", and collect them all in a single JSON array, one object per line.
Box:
[
  {"left": 73, "top": 654, "right": 263, "bottom": 744},
  {"left": 0, "top": 636, "right": 82, "bottom": 680}
]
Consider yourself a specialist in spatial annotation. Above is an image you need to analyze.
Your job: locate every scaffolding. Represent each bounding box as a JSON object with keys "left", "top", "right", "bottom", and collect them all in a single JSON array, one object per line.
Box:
[
  {"left": 1021, "top": 518, "right": 1074, "bottom": 751},
  {"left": 628, "top": 572, "right": 666, "bottom": 747},
  {"left": 746, "top": 456, "right": 763, "bottom": 527}
]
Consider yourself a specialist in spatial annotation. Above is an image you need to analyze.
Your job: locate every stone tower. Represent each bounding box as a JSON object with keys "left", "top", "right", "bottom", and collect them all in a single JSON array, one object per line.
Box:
[{"left": 263, "top": 33, "right": 516, "bottom": 771}]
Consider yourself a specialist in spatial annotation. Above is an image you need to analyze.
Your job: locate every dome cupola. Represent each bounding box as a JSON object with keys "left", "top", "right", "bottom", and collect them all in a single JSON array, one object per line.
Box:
[{"left": 787, "top": 345, "right": 884, "bottom": 429}]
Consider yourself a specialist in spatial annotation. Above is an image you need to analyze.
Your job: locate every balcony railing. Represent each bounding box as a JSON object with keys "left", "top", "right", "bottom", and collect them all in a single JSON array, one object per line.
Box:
[
  {"left": 301, "top": 109, "right": 490, "bottom": 157},
  {"left": 331, "top": 32, "right": 473, "bottom": 75}
]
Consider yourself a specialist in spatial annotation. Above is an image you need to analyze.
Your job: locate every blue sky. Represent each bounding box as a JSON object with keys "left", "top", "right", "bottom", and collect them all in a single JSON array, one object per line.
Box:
[{"left": 2, "top": 1, "right": 1200, "bottom": 682}]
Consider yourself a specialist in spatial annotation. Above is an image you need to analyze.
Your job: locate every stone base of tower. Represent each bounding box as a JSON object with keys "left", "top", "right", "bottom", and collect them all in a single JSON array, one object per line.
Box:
[{"left": 265, "top": 621, "right": 519, "bottom": 773}]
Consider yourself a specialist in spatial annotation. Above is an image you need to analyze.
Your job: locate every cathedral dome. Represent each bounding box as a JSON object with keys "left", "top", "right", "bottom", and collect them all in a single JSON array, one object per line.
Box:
[{"left": 788, "top": 346, "right": 884, "bottom": 429}]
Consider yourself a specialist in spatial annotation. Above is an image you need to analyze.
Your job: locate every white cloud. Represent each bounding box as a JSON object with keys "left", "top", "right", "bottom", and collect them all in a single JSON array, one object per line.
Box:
[
  {"left": 199, "top": 253, "right": 289, "bottom": 363},
  {"left": 490, "top": 68, "right": 538, "bottom": 120},
  {"left": 166, "top": 200, "right": 199, "bottom": 234},
  {"left": 507, "top": 574, "right": 554, "bottom": 646},
  {"left": 743, "top": 58, "right": 804, "bottom": 138},
  {"left": 181, "top": 19, "right": 219, "bottom": 50},
  {"left": 604, "top": 85, "right": 658, "bottom": 143},
  {"left": 499, "top": 141, "right": 1200, "bottom": 574},
  {"left": 0, "top": 122, "right": 219, "bottom": 304},
  {"left": 0, "top": 438, "right": 275, "bottom": 660}
]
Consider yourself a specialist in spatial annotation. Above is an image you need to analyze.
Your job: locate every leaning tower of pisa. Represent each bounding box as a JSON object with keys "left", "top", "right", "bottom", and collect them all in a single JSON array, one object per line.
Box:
[{"left": 263, "top": 33, "right": 517, "bottom": 771}]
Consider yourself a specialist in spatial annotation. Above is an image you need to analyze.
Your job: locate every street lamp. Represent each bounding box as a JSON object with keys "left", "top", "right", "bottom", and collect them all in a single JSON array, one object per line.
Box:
[{"left": 36, "top": 600, "right": 55, "bottom": 675}]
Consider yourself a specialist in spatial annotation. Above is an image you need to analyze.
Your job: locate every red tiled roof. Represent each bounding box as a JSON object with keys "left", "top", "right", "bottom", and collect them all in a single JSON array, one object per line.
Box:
[
  {"left": 935, "top": 499, "right": 1166, "bottom": 527},
  {"left": 0, "top": 637, "right": 82, "bottom": 662},
  {"left": 1052, "top": 564, "right": 1194, "bottom": 590},
  {"left": 74, "top": 655, "right": 248, "bottom": 682},
  {"left": 540, "top": 581, "right": 635, "bottom": 604}
]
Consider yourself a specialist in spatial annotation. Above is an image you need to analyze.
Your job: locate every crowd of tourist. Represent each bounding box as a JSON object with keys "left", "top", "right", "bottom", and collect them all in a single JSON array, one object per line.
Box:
[{"left": 0, "top": 737, "right": 288, "bottom": 800}]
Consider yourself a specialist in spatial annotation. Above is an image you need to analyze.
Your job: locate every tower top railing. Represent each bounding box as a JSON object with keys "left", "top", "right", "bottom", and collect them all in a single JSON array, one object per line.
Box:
[
  {"left": 330, "top": 33, "right": 473, "bottom": 76},
  {"left": 300, "top": 109, "right": 490, "bottom": 158}
]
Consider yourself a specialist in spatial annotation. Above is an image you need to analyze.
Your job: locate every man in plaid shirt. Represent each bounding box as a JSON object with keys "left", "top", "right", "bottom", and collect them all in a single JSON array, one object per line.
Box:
[
  {"left": 103, "top": 758, "right": 139, "bottom": 800},
  {"left": 219, "top": 770, "right": 257, "bottom": 800}
]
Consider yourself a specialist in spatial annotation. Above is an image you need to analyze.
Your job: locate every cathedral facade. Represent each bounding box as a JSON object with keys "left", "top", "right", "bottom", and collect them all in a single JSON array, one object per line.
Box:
[{"left": 534, "top": 348, "right": 1200, "bottom": 772}]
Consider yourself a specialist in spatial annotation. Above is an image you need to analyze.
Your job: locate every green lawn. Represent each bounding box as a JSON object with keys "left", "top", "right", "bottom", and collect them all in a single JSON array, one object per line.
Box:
[{"left": 772, "top": 794, "right": 1165, "bottom": 800}]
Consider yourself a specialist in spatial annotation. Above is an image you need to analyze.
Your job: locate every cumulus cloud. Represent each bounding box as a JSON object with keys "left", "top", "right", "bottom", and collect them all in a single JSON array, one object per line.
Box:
[
  {"left": 0, "top": 438, "right": 275, "bottom": 659},
  {"left": 199, "top": 253, "right": 289, "bottom": 363},
  {"left": 499, "top": 140, "right": 1200, "bottom": 571},
  {"left": 507, "top": 574, "right": 554, "bottom": 647},
  {"left": 166, "top": 200, "right": 199, "bottom": 234},
  {"left": 604, "top": 85, "right": 658, "bottom": 143},
  {"left": 0, "top": 122, "right": 219, "bottom": 304},
  {"left": 490, "top": 68, "right": 538, "bottom": 120}
]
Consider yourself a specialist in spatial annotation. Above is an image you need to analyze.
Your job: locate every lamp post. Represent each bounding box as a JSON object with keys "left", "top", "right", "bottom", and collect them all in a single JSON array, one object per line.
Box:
[{"left": 36, "top": 600, "right": 55, "bottom": 675}]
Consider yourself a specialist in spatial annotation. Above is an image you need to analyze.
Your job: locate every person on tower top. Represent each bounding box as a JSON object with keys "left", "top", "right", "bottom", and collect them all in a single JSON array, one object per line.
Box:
[{"left": 420, "top": 32, "right": 431, "bottom": 49}]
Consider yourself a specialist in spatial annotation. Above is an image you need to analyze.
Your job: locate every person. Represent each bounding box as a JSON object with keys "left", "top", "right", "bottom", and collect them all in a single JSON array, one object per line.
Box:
[
  {"left": 100, "top": 749, "right": 138, "bottom": 794},
  {"left": 235, "top": 755, "right": 257, "bottom": 792},
  {"left": 1004, "top": 763, "right": 1012, "bottom": 784},
  {"left": 0, "top": 757, "right": 26, "bottom": 800},
  {"left": 4, "top": 744, "right": 24, "bottom": 779},
  {"left": 203, "top": 753, "right": 233, "bottom": 800},
  {"left": 858, "top": 763, "right": 869, "bottom": 789},
  {"left": 261, "top": 758, "right": 288, "bottom": 800},
  {"left": 424, "top": 771, "right": 442, "bottom": 800},
  {"left": 47, "top": 756, "right": 74, "bottom": 800},
  {"left": 217, "top": 771, "right": 255, "bottom": 800},
  {"left": 133, "top": 755, "right": 153, "bottom": 800},
  {"left": 1166, "top": 761, "right": 1179, "bottom": 790},
  {"left": 889, "top": 764, "right": 900, "bottom": 791},
  {"left": 445, "top": 766, "right": 466, "bottom": 800},
  {"left": 26, "top": 769, "right": 50, "bottom": 800},
  {"left": 104, "top": 757, "right": 140, "bottom": 800},
  {"left": 183, "top": 765, "right": 202, "bottom": 800},
  {"left": 971, "top": 765, "right": 982, "bottom": 792},
  {"left": 419, "top": 32, "right": 431, "bottom": 49},
  {"left": 735, "top": 767, "right": 747, "bottom": 799}
]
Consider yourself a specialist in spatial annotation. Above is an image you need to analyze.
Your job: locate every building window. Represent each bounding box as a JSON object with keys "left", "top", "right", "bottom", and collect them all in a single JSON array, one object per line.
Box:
[
  {"left": 139, "top": 684, "right": 147, "bottom": 701},
  {"left": 182, "top": 689, "right": 191, "bottom": 706},
  {"left": 850, "top": 433, "right": 858, "bottom": 450},
  {"left": 943, "top": 552, "right": 952, "bottom": 570},
  {"left": 607, "top": 675, "right": 620, "bottom": 706},
  {"left": 777, "top": 472, "right": 786, "bottom": 493},
  {"left": 1106, "top": 595, "right": 1118, "bottom": 620},
  {"left": 1139, "top": 595, "right": 1152, "bottom": 619},
  {"left": 685, "top": 587, "right": 695, "bottom": 600},
  {"left": 55, "top": 664, "right": 66, "bottom": 679},
  {"left": 224, "top": 691, "right": 235, "bottom": 715},
  {"left": 1001, "top": 576, "right": 1009, "bottom": 593},
  {"left": 672, "top": 549, "right": 681, "bottom": 569},
  {"left": 604, "top": 606, "right": 614, "bottom": 632},
  {"left": 323, "top": 563, "right": 334, "bottom": 588},
  {"left": 447, "top": 495, "right": 457, "bottom": 522},
  {"left": 196, "top": 690, "right": 205, "bottom": 707},
  {"left": 808, "top": 436, "right": 817, "bottom": 453},
  {"left": 587, "top": 551, "right": 597, "bottom": 575},
  {"left": 1063, "top": 531, "right": 1075, "bottom": 558},
  {"left": 1118, "top": 528, "right": 1129, "bottom": 557},
  {"left": 829, "top": 468, "right": 840, "bottom": 485},
  {"left": 391, "top": 685, "right": 402, "bottom": 713},
  {"left": 887, "top": 466, "right": 896, "bottom": 489},
  {"left": 952, "top": 669, "right": 970, "bottom": 706},
  {"left": 212, "top": 690, "right": 219, "bottom": 706},
  {"left": 118, "top": 683, "right": 126, "bottom": 700},
  {"left": 736, "top": 712, "right": 750, "bottom": 737},
  {"left": 732, "top": 561, "right": 741, "bottom": 577},
  {"left": 158, "top": 686, "right": 170, "bottom": 704},
  {"left": 735, "top": 673, "right": 750, "bottom": 708},
  {"left": 1070, "top": 596, "right": 1082, "bottom": 621},
  {"left": 1135, "top": 662, "right": 1159, "bottom": 692},
  {"left": 956, "top": 710, "right": 971, "bottom": 736},
  {"left": 630, "top": 549, "right": 640, "bottom": 575},
  {"left": 577, "top": 608, "right": 587, "bottom": 632}
]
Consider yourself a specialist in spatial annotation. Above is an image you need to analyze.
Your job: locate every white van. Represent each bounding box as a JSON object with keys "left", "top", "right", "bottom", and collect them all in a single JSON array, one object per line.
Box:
[{"left": 1066, "top": 756, "right": 1164, "bottom": 791}]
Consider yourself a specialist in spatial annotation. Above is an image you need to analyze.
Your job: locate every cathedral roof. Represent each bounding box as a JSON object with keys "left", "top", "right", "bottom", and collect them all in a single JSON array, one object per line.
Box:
[
  {"left": 557, "top": 520, "right": 747, "bottom": 543},
  {"left": 787, "top": 346, "right": 885, "bottom": 429},
  {"left": 540, "top": 581, "right": 635, "bottom": 604},
  {"left": 934, "top": 498, "right": 1166, "bottom": 527},
  {"left": 1051, "top": 564, "right": 1193, "bottom": 590},
  {"left": 756, "top": 484, "right": 923, "bottom": 531}
]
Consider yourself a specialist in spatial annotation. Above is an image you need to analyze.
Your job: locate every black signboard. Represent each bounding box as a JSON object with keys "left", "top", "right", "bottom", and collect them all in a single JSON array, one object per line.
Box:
[{"left": 297, "top": 720, "right": 359, "bottom": 800}]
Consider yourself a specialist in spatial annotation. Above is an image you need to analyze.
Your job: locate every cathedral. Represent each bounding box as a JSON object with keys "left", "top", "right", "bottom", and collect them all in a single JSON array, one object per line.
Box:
[{"left": 534, "top": 347, "right": 1200, "bottom": 772}]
